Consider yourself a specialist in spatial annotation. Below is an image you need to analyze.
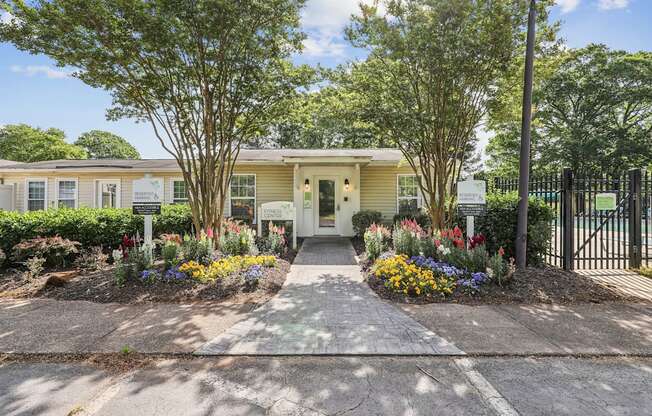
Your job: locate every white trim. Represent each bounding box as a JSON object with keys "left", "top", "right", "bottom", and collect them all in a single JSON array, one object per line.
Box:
[
  {"left": 396, "top": 174, "right": 421, "bottom": 214},
  {"left": 95, "top": 179, "right": 122, "bottom": 208},
  {"left": 55, "top": 177, "right": 79, "bottom": 209},
  {"left": 24, "top": 178, "right": 48, "bottom": 212},
  {"left": 229, "top": 173, "right": 256, "bottom": 223},
  {"left": 169, "top": 177, "right": 189, "bottom": 204}
]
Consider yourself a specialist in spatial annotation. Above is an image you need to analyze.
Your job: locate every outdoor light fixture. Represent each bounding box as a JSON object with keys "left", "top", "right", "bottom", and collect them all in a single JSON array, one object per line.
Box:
[
  {"left": 344, "top": 178, "right": 350, "bottom": 191},
  {"left": 304, "top": 178, "right": 310, "bottom": 191}
]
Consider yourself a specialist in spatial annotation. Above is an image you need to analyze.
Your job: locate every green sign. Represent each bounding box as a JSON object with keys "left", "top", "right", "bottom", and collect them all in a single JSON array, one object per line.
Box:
[
  {"left": 595, "top": 193, "right": 617, "bottom": 211},
  {"left": 303, "top": 191, "right": 312, "bottom": 209}
]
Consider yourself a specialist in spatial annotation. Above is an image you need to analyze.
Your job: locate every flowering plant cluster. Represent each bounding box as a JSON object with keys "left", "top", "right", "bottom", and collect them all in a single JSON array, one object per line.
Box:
[
  {"left": 393, "top": 219, "right": 423, "bottom": 258},
  {"left": 178, "top": 255, "right": 275, "bottom": 283},
  {"left": 244, "top": 264, "right": 264, "bottom": 287},
  {"left": 457, "top": 272, "right": 489, "bottom": 294},
  {"left": 409, "top": 256, "right": 464, "bottom": 279},
  {"left": 266, "top": 222, "right": 287, "bottom": 255},
  {"left": 364, "top": 223, "right": 391, "bottom": 260},
  {"left": 434, "top": 227, "right": 465, "bottom": 250},
  {"left": 372, "top": 255, "right": 455, "bottom": 297}
]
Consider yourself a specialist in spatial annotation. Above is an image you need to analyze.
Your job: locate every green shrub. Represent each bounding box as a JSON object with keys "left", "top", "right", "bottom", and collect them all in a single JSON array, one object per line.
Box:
[
  {"left": 112, "top": 246, "right": 151, "bottom": 286},
  {"left": 352, "top": 210, "right": 383, "bottom": 237},
  {"left": 161, "top": 241, "right": 180, "bottom": 269},
  {"left": 24, "top": 256, "right": 46, "bottom": 279},
  {"left": 0, "top": 205, "right": 193, "bottom": 254},
  {"left": 455, "top": 192, "right": 554, "bottom": 266},
  {"left": 264, "top": 222, "right": 286, "bottom": 256},
  {"left": 392, "top": 219, "right": 423, "bottom": 258},
  {"left": 220, "top": 219, "right": 258, "bottom": 256},
  {"left": 181, "top": 234, "right": 214, "bottom": 264},
  {"left": 73, "top": 246, "right": 108, "bottom": 271},
  {"left": 363, "top": 224, "right": 391, "bottom": 260},
  {"left": 420, "top": 237, "right": 437, "bottom": 259},
  {"left": 11, "top": 236, "right": 80, "bottom": 268},
  {"left": 393, "top": 210, "right": 431, "bottom": 231}
]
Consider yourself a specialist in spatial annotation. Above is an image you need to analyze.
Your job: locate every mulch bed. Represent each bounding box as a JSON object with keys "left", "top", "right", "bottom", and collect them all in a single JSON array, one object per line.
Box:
[
  {"left": 0, "top": 256, "right": 293, "bottom": 305},
  {"left": 364, "top": 262, "right": 646, "bottom": 305}
]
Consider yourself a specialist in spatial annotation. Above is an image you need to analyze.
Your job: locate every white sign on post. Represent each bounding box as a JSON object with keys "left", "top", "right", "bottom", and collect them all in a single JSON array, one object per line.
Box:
[
  {"left": 257, "top": 201, "right": 297, "bottom": 249},
  {"left": 132, "top": 176, "right": 163, "bottom": 246},
  {"left": 457, "top": 180, "right": 487, "bottom": 243}
]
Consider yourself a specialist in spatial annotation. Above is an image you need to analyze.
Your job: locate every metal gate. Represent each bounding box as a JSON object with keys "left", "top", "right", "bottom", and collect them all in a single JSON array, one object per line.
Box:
[{"left": 495, "top": 169, "right": 650, "bottom": 270}]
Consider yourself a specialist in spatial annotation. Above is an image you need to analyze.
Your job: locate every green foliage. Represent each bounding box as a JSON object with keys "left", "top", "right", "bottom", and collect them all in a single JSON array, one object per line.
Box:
[
  {"left": 180, "top": 235, "right": 214, "bottom": 265},
  {"left": 352, "top": 210, "right": 383, "bottom": 237},
  {"left": 471, "top": 193, "right": 555, "bottom": 266},
  {"left": 74, "top": 130, "right": 140, "bottom": 159},
  {"left": 363, "top": 224, "right": 390, "bottom": 260},
  {"left": 11, "top": 236, "right": 80, "bottom": 268},
  {"left": 220, "top": 227, "right": 258, "bottom": 257},
  {"left": 161, "top": 241, "right": 180, "bottom": 270},
  {"left": 113, "top": 246, "right": 150, "bottom": 286},
  {"left": 392, "top": 227, "right": 421, "bottom": 258},
  {"left": 637, "top": 267, "right": 652, "bottom": 279},
  {"left": 264, "top": 223, "right": 286, "bottom": 256},
  {"left": 487, "top": 44, "right": 652, "bottom": 176},
  {"left": 0, "top": 0, "right": 310, "bottom": 234},
  {"left": 392, "top": 211, "right": 431, "bottom": 231},
  {"left": 420, "top": 237, "right": 437, "bottom": 259},
  {"left": 73, "top": 246, "right": 108, "bottom": 271},
  {"left": 0, "top": 249, "right": 5, "bottom": 269},
  {"left": 487, "top": 252, "right": 515, "bottom": 286},
  {"left": 0, "top": 205, "right": 193, "bottom": 254},
  {"left": 442, "top": 245, "right": 488, "bottom": 274},
  {"left": 0, "top": 124, "right": 87, "bottom": 162},
  {"left": 24, "top": 256, "right": 46, "bottom": 279}
]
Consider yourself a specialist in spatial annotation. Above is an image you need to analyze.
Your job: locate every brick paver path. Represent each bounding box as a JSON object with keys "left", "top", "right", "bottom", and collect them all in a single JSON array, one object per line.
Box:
[{"left": 196, "top": 238, "right": 463, "bottom": 355}]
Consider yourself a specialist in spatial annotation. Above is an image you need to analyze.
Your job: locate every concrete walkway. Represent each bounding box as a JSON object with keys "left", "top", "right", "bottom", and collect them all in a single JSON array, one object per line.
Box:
[{"left": 196, "top": 238, "right": 462, "bottom": 355}]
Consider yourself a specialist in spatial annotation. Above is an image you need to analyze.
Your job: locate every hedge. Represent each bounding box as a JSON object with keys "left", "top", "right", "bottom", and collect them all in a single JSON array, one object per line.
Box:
[
  {"left": 352, "top": 210, "right": 383, "bottom": 237},
  {"left": 0, "top": 205, "right": 193, "bottom": 253},
  {"left": 454, "top": 192, "right": 555, "bottom": 266}
]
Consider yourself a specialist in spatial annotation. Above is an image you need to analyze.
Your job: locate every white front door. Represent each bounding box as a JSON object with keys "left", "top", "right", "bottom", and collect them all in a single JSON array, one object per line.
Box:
[{"left": 315, "top": 176, "right": 339, "bottom": 235}]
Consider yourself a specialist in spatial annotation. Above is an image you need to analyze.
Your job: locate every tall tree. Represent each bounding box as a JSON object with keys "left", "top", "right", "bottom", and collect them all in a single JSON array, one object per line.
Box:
[
  {"left": 75, "top": 130, "right": 140, "bottom": 159},
  {"left": 1, "top": 0, "right": 309, "bottom": 237},
  {"left": 0, "top": 124, "right": 87, "bottom": 162},
  {"left": 487, "top": 44, "right": 652, "bottom": 177},
  {"left": 346, "top": 0, "right": 545, "bottom": 229}
]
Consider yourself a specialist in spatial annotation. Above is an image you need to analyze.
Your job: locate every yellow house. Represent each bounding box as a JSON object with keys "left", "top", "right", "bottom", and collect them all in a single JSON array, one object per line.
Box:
[{"left": 0, "top": 149, "right": 421, "bottom": 237}]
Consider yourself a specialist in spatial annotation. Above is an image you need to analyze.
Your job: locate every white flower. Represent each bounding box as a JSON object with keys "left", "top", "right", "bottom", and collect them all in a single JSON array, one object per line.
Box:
[{"left": 437, "top": 245, "right": 451, "bottom": 255}]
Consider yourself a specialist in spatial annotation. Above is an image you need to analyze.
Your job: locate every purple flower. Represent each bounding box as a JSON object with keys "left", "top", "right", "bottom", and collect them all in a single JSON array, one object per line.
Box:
[
  {"left": 163, "top": 266, "right": 187, "bottom": 282},
  {"left": 244, "top": 265, "right": 263, "bottom": 285}
]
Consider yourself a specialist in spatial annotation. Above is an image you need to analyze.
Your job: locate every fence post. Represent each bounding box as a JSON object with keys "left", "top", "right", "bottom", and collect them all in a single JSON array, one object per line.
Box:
[
  {"left": 628, "top": 169, "right": 642, "bottom": 269},
  {"left": 562, "top": 167, "right": 574, "bottom": 271}
]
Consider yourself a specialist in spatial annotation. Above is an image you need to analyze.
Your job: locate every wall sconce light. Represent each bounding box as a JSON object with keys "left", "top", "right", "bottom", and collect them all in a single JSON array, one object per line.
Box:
[
  {"left": 304, "top": 178, "right": 310, "bottom": 191},
  {"left": 344, "top": 178, "right": 350, "bottom": 191}
]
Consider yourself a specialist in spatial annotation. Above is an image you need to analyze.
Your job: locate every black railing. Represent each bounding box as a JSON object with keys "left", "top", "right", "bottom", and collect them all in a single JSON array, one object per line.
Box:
[{"left": 495, "top": 168, "right": 649, "bottom": 270}]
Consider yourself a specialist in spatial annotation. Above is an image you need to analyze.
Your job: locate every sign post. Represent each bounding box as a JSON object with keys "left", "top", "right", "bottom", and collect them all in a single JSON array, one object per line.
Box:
[
  {"left": 457, "top": 180, "right": 487, "bottom": 244},
  {"left": 257, "top": 201, "right": 297, "bottom": 249},
  {"left": 132, "top": 175, "right": 163, "bottom": 247}
]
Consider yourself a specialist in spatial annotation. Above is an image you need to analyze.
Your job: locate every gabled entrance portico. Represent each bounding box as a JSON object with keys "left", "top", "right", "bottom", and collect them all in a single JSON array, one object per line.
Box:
[{"left": 288, "top": 156, "right": 366, "bottom": 237}]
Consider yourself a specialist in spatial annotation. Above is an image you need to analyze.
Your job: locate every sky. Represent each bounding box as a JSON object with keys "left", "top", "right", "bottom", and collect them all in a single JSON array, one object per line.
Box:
[{"left": 1, "top": 0, "right": 651, "bottom": 159}]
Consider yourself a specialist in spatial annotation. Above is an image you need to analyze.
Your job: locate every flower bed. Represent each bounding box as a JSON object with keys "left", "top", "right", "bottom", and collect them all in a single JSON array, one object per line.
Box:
[
  {"left": 0, "top": 219, "right": 295, "bottom": 304},
  {"left": 361, "top": 216, "right": 638, "bottom": 304}
]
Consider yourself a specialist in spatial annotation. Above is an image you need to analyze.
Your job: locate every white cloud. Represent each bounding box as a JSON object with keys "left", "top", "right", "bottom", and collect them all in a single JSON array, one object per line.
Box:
[
  {"left": 557, "top": 0, "right": 581, "bottom": 13},
  {"left": 597, "top": 0, "right": 629, "bottom": 10},
  {"left": 10, "top": 65, "right": 72, "bottom": 79},
  {"left": 300, "top": 0, "right": 383, "bottom": 60}
]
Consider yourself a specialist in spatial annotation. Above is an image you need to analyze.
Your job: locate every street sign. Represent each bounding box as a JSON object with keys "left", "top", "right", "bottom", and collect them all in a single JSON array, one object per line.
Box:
[
  {"left": 133, "top": 203, "right": 161, "bottom": 215},
  {"left": 458, "top": 204, "right": 486, "bottom": 217}
]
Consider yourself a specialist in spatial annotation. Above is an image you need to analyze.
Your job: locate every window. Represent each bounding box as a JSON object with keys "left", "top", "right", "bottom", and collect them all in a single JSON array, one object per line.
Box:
[
  {"left": 397, "top": 175, "right": 420, "bottom": 214},
  {"left": 57, "top": 179, "right": 77, "bottom": 209},
  {"left": 26, "top": 179, "right": 47, "bottom": 211},
  {"left": 230, "top": 174, "right": 256, "bottom": 223},
  {"left": 96, "top": 180, "right": 121, "bottom": 208},
  {"left": 172, "top": 180, "right": 188, "bottom": 204}
]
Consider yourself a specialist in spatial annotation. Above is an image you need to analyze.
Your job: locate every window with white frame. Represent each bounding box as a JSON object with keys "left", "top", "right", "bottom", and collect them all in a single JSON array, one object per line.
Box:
[
  {"left": 97, "top": 180, "right": 120, "bottom": 208},
  {"left": 172, "top": 179, "right": 188, "bottom": 204},
  {"left": 230, "top": 174, "right": 256, "bottom": 223},
  {"left": 26, "top": 179, "right": 47, "bottom": 211},
  {"left": 397, "top": 175, "right": 420, "bottom": 214},
  {"left": 57, "top": 179, "right": 77, "bottom": 209}
]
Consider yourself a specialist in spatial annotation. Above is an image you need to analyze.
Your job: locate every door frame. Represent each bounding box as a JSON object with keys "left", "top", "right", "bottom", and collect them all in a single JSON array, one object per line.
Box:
[
  {"left": 96, "top": 179, "right": 122, "bottom": 208},
  {"left": 314, "top": 175, "right": 340, "bottom": 235}
]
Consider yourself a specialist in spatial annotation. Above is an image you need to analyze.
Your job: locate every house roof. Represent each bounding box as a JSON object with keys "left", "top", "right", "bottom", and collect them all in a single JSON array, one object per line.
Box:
[{"left": 0, "top": 148, "right": 405, "bottom": 171}]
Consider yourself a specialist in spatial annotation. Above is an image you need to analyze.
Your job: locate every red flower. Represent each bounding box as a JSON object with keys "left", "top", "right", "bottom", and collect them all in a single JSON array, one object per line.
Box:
[
  {"left": 206, "top": 228, "right": 214, "bottom": 239},
  {"left": 453, "top": 226, "right": 463, "bottom": 239},
  {"left": 498, "top": 247, "right": 505, "bottom": 257}
]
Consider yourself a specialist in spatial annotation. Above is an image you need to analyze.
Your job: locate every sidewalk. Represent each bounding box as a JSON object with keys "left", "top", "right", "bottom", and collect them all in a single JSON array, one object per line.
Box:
[{"left": 1, "top": 297, "right": 650, "bottom": 356}]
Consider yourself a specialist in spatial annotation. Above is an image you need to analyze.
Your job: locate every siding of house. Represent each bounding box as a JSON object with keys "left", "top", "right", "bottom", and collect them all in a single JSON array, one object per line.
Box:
[
  {"left": 359, "top": 165, "right": 416, "bottom": 222},
  {"left": 2, "top": 165, "right": 295, "bottom": 214}
]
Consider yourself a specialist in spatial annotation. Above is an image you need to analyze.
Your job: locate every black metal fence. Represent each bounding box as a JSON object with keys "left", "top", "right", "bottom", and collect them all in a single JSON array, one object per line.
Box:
[{"left": 495, "top": 168, "right": 651, "bottom": 270}]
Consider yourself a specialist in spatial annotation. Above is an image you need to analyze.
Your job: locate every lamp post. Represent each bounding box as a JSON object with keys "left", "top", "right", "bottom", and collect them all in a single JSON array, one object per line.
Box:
[{"left": 516, "top": 0, "right": 537, "bottom": 269}]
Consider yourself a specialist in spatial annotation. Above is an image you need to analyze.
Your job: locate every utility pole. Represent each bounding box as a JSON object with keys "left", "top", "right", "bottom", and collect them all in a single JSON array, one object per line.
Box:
[{"left": 516, "top": 0, "right": 537, "bottom": 269}]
